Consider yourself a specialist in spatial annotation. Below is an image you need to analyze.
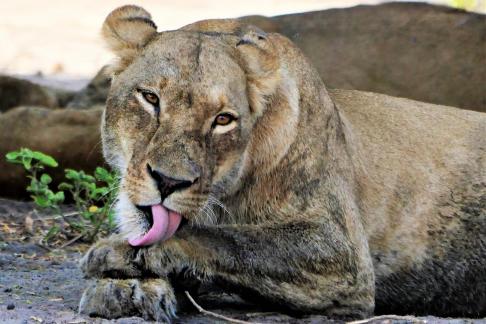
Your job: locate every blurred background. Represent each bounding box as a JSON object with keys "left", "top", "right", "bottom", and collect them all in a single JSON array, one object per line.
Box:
[{"left": 0, "top": 0, "right": 485, "bottom": 89}]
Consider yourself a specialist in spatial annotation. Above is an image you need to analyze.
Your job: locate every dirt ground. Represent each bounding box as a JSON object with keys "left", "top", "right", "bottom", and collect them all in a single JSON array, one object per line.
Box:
[
  {"left": 0, "top": 198, "right": 340, "bottom": 323},
  {"left": 1, "top": 198, "right": 486, "bottom": 323}
]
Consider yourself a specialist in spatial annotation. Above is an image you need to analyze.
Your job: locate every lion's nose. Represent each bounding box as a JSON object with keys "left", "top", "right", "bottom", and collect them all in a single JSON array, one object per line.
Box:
[{"left": 147, "top": 164, "right": 196, "bottom": 199}]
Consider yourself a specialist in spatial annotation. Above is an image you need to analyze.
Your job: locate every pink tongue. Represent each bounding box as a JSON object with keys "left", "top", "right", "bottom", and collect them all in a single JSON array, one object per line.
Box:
[{"left": 128, "top": 204, "right": 182, "bottom": 247}]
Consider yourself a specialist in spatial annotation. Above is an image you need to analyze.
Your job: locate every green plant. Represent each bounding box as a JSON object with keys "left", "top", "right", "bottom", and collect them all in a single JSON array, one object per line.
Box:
[{"left": 6, "top": 148, "right": 118, "bottom": 244}]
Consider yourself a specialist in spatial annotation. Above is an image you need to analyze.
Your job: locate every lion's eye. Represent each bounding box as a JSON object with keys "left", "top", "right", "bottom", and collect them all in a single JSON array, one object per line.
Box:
[
  {"left": 142, "top": 92, "right": 159, "bottom": 106},
  {"left": 214, "top": 113, "right": 236, "bottom": 126}
]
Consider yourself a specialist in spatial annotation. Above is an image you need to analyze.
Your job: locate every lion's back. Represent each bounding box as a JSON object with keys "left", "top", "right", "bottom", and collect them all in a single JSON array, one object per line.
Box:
[{"left": 329, "top": 88, "right": 485, "bottom": 188}]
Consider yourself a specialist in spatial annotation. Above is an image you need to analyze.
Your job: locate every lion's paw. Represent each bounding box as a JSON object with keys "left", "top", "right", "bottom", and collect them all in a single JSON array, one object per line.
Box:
[
  {"left": 79, "top": 278, "right": 176, "bottom": 322},
  {"left": 79, "top": 235, "right": 142, "bottom": 278}
]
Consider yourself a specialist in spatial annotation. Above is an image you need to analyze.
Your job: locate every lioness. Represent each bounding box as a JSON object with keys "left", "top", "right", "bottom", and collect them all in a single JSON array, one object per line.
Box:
[{"left": 79, "top": 5, "right": 486, "bottom": 321}]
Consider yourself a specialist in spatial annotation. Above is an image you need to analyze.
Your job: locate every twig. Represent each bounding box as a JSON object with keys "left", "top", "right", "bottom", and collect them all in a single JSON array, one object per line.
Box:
[
  {"left": 347, "top": 315, "right": 426, "bottom": 324},
  {"left": 32, "top": 211, "right": 80, "bottom": 222},
  {"left": 184, "top": 291, "right": 259, "bottom": 324},
  {"left": 59, "top": 233, "right": 84, "bottom": 248}
]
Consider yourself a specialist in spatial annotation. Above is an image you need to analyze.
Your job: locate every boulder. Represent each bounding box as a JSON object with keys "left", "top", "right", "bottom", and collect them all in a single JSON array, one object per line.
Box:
[
  {"left": 0, "top": 106, "right": 104, "bottom": 198},
  {"left": 67, "top": 66, "right": 111, "bottom": 109},
  {"left": 0, "top": 76, "right": 75, "bottom": 112},
  {"left": 241, "top": 2, "right": 486, "bottom": 112}
]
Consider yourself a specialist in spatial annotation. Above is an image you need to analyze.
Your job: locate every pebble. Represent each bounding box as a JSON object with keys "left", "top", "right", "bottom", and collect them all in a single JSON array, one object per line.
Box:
[
  {"left": 4, "top": 287, "right": 12, "bottom": 293},
  {"left": 7, "top": 303, "right": 15, "bottom": 310}
]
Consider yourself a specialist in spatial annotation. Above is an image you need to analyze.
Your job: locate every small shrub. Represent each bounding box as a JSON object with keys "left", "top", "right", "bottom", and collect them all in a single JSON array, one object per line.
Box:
[{"left": 6, "top": 148, "right": 118, "bottom": 244}]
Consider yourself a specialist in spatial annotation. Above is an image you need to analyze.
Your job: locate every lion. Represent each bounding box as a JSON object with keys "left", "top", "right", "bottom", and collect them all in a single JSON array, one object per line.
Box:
[{"left": 78, "top": 5, "right": 486, "bottom": 321}]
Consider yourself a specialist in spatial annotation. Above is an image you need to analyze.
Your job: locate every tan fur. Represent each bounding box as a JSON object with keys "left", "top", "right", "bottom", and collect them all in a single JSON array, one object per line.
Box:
[
  {"left": 101, "top": 5, "right": 158, "bottom": 74},
  {"left": 80, "top": 5, "right": 486, "bottom": 321}
]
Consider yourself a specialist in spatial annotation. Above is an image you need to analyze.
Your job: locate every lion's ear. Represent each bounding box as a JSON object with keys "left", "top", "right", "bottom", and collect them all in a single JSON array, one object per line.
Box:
[
  {"left": 235, "top": 28, "right": 280, "bottom": 115},
  {"left": 102, "top": 5, "right": 157, "bottom": 73}
]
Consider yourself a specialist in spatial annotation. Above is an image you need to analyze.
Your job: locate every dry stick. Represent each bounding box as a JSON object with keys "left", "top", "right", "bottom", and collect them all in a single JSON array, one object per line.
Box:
[
  {"left": 184, "top": 291, "right": 260, "bottom": 324},
  {"left": 59, "top": 233, "right": 84, "bottom": 249},
  {"left": 347, "top": 315, "right": 426, "bottom": 324},
  {"left": 32, "top": 211, "right": 80, "bottom": 222}
]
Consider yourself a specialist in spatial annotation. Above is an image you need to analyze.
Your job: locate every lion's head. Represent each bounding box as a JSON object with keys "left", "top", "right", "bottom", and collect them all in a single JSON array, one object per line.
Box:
[{"left": 101, "top": 6, "right": 301, "bottom": 245}]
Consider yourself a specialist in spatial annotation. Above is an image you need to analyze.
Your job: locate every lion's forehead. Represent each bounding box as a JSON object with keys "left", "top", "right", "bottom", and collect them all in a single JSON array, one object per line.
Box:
[
  {"left": 127, "top": 33, "right": 244, "bottom": 83},
  {"left": 106, "top": 32, "right": 250, "bottom": 147},
  {"left": 113, "top": 53, "right": 248, "bottom": 116}
]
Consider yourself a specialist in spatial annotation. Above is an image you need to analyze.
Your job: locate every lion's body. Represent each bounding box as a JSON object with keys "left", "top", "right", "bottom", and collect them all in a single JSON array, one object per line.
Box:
[
  {"left": 332, "top": 89, "right": 486, "bottom": 315},
  {"left": 79, "top": 6, "right": 486, "bottom": 321}
]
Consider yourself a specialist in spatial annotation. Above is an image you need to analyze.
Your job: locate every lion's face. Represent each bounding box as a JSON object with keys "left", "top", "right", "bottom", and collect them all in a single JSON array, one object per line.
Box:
[
  {"left": 100, "top": 6, "right": 298, "bottom": 240},
  {"left": 104, "top": 33, "right": 257, "bottom": 234}
]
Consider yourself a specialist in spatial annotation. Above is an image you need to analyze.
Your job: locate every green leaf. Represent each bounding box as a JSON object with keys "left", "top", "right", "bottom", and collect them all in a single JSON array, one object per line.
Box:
[
  {"left": 94, "top": 187, "right": 109, "bottom": 196},
  {"left": 86, "top": 182, "right": 96, "bottom": 192},
  {"left": 34, "top": 196, "right": 51, "bottom": 208},
  {"left": 27, "top": 181, "right": 38, "bottom": 192},
  {"left": 47, "top": 191, "right": 55, "bottom": 200},
  {"left": 7, "top": 149, "right": 120, "bottom": 241},
  {"left": 21, "top": 156, "right": 32, "bottom": 170},
  {"left": 20, "top": 148, "right": 33, "bottom": 156},
  {"left": 5, "top": 151, "right": 20, "bottom": 161},
  {"left": 95, "top": 167, "right": 113, "bottom": 182},
  {"left": 53, "top": 191, "right": 65, "bottom": 203},
  {"left": 65, "top": 169, "right": 80, "bottom": 180},
  {"left": 80, "top": 174, "right": 96, "bottom": 183},
  {"left": 40, "top": 174, "right": 52, "bottom": 184},
  {"left": 31, "top": 151, "right": 58, "bottom": 167}
]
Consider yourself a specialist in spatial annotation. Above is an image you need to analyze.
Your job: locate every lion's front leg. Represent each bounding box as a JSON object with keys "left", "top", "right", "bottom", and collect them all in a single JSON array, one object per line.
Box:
[
  {"left": 172, "top": 221, "right": 376, "bottom": 319},
  {"left": 80, "top": 221, "right": 375, "bottom": 319},
  {"left": 79, "top": 278, "right": 176, "bottom": 322}
]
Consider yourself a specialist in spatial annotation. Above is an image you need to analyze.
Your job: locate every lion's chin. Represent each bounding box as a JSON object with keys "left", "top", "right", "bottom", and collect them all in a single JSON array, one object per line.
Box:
[{"left": 128, "top": 204, "right": 182, "bottom": 247}]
